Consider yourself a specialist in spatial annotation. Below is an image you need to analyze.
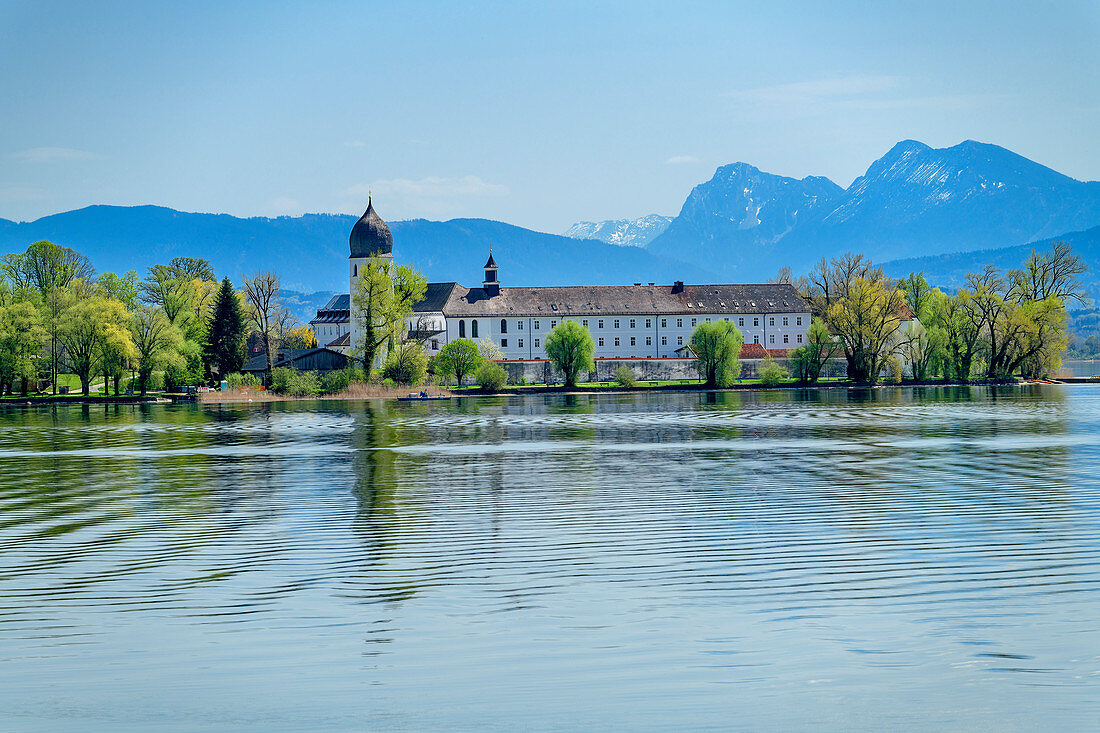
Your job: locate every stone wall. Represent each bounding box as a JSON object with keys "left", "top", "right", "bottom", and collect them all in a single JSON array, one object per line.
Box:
[{"left": 488, "top": 357, "right": 847, "bottom": 385}]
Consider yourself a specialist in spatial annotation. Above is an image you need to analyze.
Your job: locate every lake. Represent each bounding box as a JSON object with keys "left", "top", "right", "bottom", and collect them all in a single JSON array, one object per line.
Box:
[{"left": 1, "top": 387, "right": 1098, "bottom": 731}]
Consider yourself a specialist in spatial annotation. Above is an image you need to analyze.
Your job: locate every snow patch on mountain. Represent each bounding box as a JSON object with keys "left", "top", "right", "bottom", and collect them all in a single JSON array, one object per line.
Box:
[{"left": 564, "top": 214, "right": 672, "bottom": 247}]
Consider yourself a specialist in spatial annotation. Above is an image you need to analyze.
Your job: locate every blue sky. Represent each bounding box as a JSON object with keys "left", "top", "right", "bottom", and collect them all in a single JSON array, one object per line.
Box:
[{"left": 2, "top": 1, "right": 1098, "bottom": 231}]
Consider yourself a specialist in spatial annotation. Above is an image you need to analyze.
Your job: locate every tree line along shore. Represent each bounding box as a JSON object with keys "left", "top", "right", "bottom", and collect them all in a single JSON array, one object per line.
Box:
[{"left": 0, "top": 238, "right": 1087, "bottom": 402}]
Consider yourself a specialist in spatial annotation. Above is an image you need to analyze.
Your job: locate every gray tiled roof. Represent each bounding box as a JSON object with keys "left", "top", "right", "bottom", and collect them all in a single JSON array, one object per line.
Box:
[{"left": 441, "top": 283, "right": 808, "bottom": 317}]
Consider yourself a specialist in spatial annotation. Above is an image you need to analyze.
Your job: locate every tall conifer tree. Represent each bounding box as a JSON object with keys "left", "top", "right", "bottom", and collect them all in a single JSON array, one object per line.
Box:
[{"left": 205, "top": 277, "right": 246, "bottom": 379}]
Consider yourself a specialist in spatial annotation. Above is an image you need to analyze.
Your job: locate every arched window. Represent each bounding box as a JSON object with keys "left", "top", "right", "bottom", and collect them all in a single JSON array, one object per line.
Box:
[
  {"left": 459, "top": 320, "right": 466, "bottom": 338},
  {"left": 353, "top": 264, "right": 358, "bottom": 277},
  {"left": 500, "top": 319, "right": 507, "bottom": 334},
  {"left": 472, "top": 320, "right": 479, "bottom": 338}
]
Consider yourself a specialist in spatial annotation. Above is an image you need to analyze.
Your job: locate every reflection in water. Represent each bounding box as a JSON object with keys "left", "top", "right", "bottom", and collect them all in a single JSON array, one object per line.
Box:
[{"left": 0, "top": 386, "right": 1098, "bottom": 730}]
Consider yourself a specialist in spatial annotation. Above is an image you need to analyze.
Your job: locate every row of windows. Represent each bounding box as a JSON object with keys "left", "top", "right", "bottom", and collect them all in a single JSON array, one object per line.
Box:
[
  {"left": 486, "top": 333, "right": 805, "bottom": 351},
  {"left": 458, "top": 315, "right": 805, "bottom": 336}
]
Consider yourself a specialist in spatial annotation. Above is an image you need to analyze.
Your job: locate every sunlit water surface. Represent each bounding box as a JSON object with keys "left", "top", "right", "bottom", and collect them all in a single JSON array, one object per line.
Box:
[{"left": 1, "top": 386, "right": 1099, "bottom": 731}]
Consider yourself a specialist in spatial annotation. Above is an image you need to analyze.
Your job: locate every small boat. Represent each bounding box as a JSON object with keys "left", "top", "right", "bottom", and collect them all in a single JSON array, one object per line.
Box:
[{"left": 398, "top": 393, "right": 450, "bottom": 401}]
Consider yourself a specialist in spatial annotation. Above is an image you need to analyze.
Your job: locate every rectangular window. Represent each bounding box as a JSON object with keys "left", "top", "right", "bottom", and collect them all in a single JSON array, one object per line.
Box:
[
  {"left": 706, "top": 317, "right": 711, "bottom": 323},
  {"left": 677, "top": 318, "right": 683, "bottom": 328},
  {"left": 534, "top": 320, "right": 540, "bottom": 330},
  {"left": 677, "top": 336, "right": 683, "bottom": 345},
  {"left": 661, "top": 318, "right": 667, "bottom": 328},
  {"left": 661, "top": 336, "right": 667, "bottom": 345},
  {"left": 630, "top": 337, "right": 636, "bottom": 346},
  {"left": 753, "top": 318, "right": 759, "bottom": 327},
  {"left": 518, "top": 338, "right": 524, "bottom": 348},
  {"left": 598, "top": 337, "right": 604, "bottom": 347},
  {"left": 598, "top": 320, "right": 604, "bottom": 328},
  {"left": 797, "top": 316, "right": 802, "bottom": 326},
  {"left": 614, "top": 337, "right": 620, "bottom": 346},
  {"left": 797, "top": 334, "right": 803, "bottom": 344},
  {"left": 645, "top": 336, "right": 652, "bottom": 346},
  {"left": 645, "top": 319, "right": 651, "bottom": 328},
  {"left": 691, "top": 318, "right": 697, "bottom": 326},
  {"left": 551, "top": 320, "right": 557, "bottom": 329},
  {"left": 769, "top": 317, "right": 775, "bottom": 326},
  {"left": 738, "top": 317, "right": 744, "bottom": 327},
  {"left": 614, "top": 319, "right": 620, "bottom": 328},
  {"left": 582, "top": 319, "right": 588, "bottom": 327},
  {"left": 518, "top": 321, "right": 523, "bottom": 330},
  {"left": 783, "top": 334, "right": 789, "bottom": 344},
  {"left": 754, "top": 335, "right": 759, "bottom": 344},
  {"left": 431, "top": 339, "right": 439, "bottom": 350},
  {"left": 630, "top": 319, "right": 636, "bottom": 329},
  {"left": 534, "top": 338, "right": 540, "bottom": 348},
  {"left": 501, "top": 339, "right": 508, "bottom": 347},
  {"left": 783, "top": 316, "right": 789, "bottom": 326},
  {"left": 769, "top": 334, "right": 775, "bottom": 344}
]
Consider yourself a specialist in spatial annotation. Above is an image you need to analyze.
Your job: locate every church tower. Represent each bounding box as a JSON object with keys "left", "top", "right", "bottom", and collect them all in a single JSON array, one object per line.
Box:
[
  {"left": 483, "top": 249, "right": 499, "bottom": 297},
  {"left": 348, "top": 196, "right": 394, "bottom": 357}
]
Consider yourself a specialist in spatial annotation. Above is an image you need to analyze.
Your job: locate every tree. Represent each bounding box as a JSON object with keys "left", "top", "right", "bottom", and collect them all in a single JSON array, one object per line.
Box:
[
  {"left": 826, "top": 275, "right": 908, "bottom": 383},
  {"left": 1007, "top": 241, "right": 1088, "bottom": 306},
  {"left": 351, "top": 257, "right": 427, "bottom": 371},
  {"left": 790, "top": 317, "right": 839, "bottom": 384},
  {"left": 40, "top": 286, "right": 77, "bottom": 394},
  {"left": 477, "top": 337, "right": 504, "bottom": 361},
  {"left": 243, "top": 272, "right": 294, "bottom": 376},
  {"left": 382, "top": 341, "right": 429, "bottom": 385},
  {"left": 900, "top": 272, "right": 933, "bottom": 320},
  {"left": 57, "top": 297, "right": 133, "bottom": 395},
  {"left": 130, "top": 306, "right": 184, "bottom": 395},
  {"left": 896, "top": 319, "right": 946, "bottom": 381},
  {"left": 283, "top": 325, "right": 318, "bottom": 349},
  {"left": 0, "top": 302, "right": 45, "bottom": 395},
  {"left": 1, "top": 241, "right": 94, "bottom": 297},
  {"left": 435, "top": 339, "right": 482, "bottom": 386},
  {"left": 204, "top": 277, "right": 247, "bottom": 380},
  {"left": 689, "top": 320, "right": 743, "bottom": 387},
  {"left": 545, "top": 320, "right": 596, "bottom": 388},
  {"left": 97, "top": 271, "right": 140, "bottom": 310}
]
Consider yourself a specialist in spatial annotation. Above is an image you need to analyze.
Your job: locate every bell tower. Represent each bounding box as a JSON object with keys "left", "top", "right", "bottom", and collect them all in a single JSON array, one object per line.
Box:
[{"left": 483, "top": 249, "right": 499, "bottom": 297}]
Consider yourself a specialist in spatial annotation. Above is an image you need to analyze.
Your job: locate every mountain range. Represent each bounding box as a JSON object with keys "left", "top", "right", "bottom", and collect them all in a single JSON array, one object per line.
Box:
[{"left": 2, "top": 139, "right": 1099, "bottom": 297}]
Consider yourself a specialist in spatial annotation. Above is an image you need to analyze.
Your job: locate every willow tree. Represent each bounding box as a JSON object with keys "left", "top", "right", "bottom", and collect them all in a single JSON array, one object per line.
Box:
[
  {"left": 351, "top": 257, "right": 426, "bottom": 372},
  {"left": 689, "top": 320, "right": 743, "bottom": 387},
  {"left": 1, "top": 240, "right": 94, "bottom": 297},
  {"left": 826, "top": 275, "right": 907, "bottom": 383},
  {"left": 58, "top": 296, "right": 133, "bottom": 395},
  {"left": 131, "top": 306, "right": 185, "bottom": 395},
  {"left": 545, "top": 320, "right": 595, "bottom": 388}
]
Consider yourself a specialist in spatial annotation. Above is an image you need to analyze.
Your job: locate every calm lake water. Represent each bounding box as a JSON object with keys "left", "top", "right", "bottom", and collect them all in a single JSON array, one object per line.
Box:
[{"left": 1, "top": 387, "right": 1099, "bottom": 731}]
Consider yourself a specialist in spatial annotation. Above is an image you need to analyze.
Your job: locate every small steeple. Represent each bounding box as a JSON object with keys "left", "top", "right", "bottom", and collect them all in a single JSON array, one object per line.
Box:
[{"left": 483, "top": 246, "right": 499, "bottom": 297}]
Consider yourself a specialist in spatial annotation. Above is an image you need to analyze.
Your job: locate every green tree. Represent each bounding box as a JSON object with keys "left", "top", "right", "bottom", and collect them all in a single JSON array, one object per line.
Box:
[
  {"left": 1, "top": 240, "right": 94, "bottom": 297},
  {"left": 351, "top": 257, "right": 427, "bottom": 371},
  {"left": 689, "top": 320, "right": 743, "bottom": 387},
  {"left": 243, "top": 271, "right": 294, "bottom": 376},
  {"left": 58, "top": 297, "right": 133, "bottom": 395},
  {"left": 0, "top": 301, "right": 46, "bottom": 395},
  {"left": 900, "top": 271, "right": 933, "bottom": 320},
  {"left": 204, "top": 277, "right": 247, "bottom": 379},
  {"left": 476, "top": 361, "right": 508, "bottom": 391},
  {"left": 790, "top": 317, "right": 839, "bottom": 384},
  {"left": 758, "top": 358, "right": 790, "bottom": 386},
  {"left": 130, "top": 306, "right": 185, "bottom": 395},
  {"left": 434, "top": 338, "right": 482, "bottom": 386},
  {"left": 826, "top": 275, "right": 908, "bottom": 383},
  {"left": 97, "top": 271, "right": 140, "bottom": 310},
  {"left": 544, "top": 320, "right": 595, "bottom": 388},
  {"left": 383, "top": 341, "right": 429, "bottom": 385}
]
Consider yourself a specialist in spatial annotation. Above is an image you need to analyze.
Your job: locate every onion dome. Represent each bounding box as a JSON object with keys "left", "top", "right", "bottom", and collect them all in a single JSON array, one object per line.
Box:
[{"left": 349, "top": 196, "right": 393, "bottom": 258}]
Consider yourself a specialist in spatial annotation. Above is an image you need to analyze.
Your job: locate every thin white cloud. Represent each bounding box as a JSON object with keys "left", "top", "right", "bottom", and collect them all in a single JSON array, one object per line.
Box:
[
  {"left": 665, "top": 155, "right": 698, "bottom": 165},
  {"left": 343, "top": 140, "right": 366, "bottom": 148},
  {"left": 342, "top": 175, "right": 508, "bottom": 219},
  {"left": 724, "top": 75, "right": 902, "bottom": 104},
  {"left": 10, "top": 147, "right": 102, "bottom": 162}
]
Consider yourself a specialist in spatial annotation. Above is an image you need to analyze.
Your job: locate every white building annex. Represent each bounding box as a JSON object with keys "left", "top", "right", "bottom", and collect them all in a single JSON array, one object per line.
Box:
[{"left": 310, "top": 199, "right": 812, "bottom": 362}]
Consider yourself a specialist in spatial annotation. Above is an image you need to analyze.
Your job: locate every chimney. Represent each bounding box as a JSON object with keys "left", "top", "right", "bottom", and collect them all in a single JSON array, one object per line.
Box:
[{"left": 672, "top": 281, "right": 684, "bottom": 293}]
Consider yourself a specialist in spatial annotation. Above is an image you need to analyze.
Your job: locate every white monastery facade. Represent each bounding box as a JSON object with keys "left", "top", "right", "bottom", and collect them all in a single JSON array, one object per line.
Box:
[{"left": 311, "top": 199, "right": 812, "bottom": 361}]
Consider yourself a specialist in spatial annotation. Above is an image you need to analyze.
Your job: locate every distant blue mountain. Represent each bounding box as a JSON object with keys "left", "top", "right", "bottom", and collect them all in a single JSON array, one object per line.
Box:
[
  {"left": 0, "top": 205, "right": 708, "bottom": 292},
  {"left": 649, "top": 140, "right": 1100, "bottom": 280},
  {"left": 881, "top": 224, "right": 1100, "bottom": 296}
]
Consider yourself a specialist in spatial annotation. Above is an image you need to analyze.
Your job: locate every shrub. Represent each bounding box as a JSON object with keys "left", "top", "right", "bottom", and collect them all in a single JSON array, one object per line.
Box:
[
  {"left": 885, "top": 356, "right": 903, "bottom": 384},
  {"left": 320, "top": 368, "right": 353, "bottom": 395},
  {"left": 270, "top": 367, "right": 321, "bottom": 396},
  {"left": 227, "top": 372, "right": 260, "bottom": 389},
  {"left": 477, "top": 361, "right": 508, "bottom": 392},
  {"left": 613, "top": 365, "right": 636, "bottom": 387},
  {"left": 758, "top": 359, "right": 790, "bottom": 386},
  {"left": 383, "top": 342, "right": 429, "bottom": 385}
]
